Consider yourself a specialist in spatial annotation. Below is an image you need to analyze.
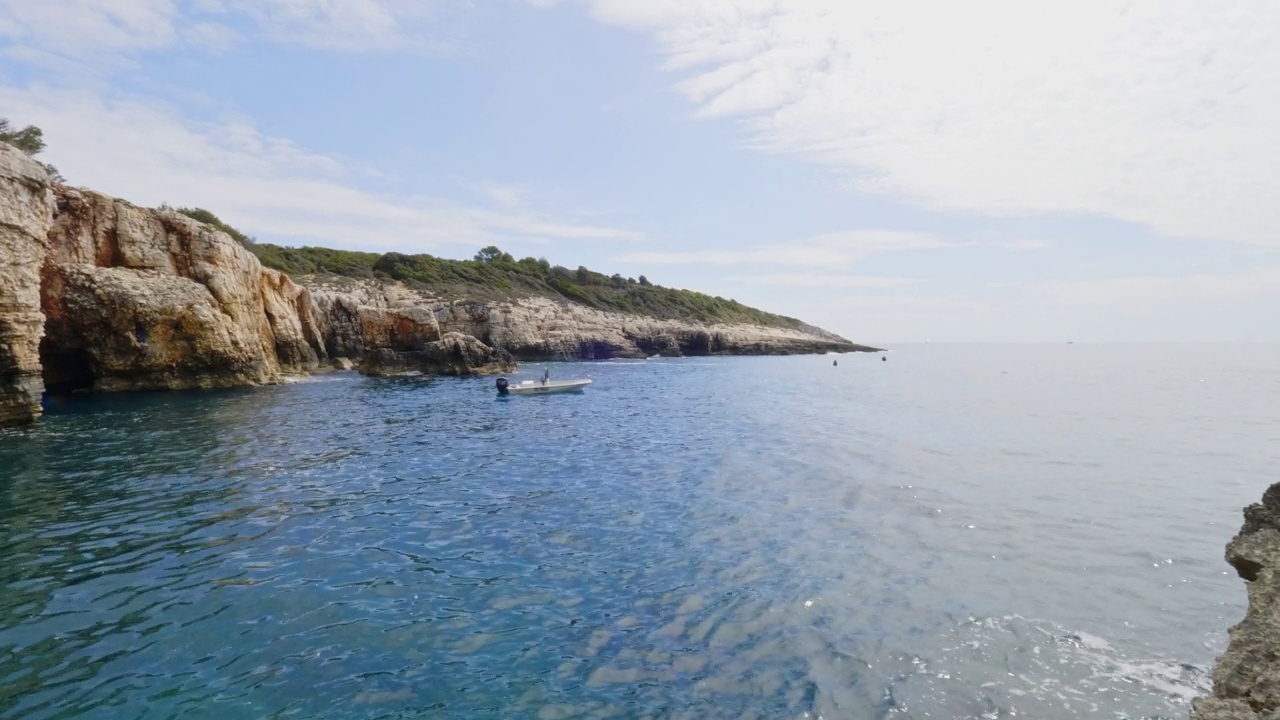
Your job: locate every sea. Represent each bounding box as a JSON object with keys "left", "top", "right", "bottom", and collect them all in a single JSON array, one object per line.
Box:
[{"left": 1, "top": 343, "right": 1276, "bottom": 719}]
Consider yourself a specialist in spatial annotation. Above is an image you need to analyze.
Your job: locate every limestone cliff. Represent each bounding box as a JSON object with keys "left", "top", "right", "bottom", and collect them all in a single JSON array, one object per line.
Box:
[
  {"left": 1193, "top": 483, "right": 1280, "bottom": 720},
  {"left": 40, "top": 187, "right": 326, "bottom": 393},
  {"left": 305, "top": 276, "right": 870, "bottom": 365},
  {"left": 0, "top": 156, "right": 876, "bottom": 427},
  {"left": 0, "top": 145, "right": 54, "bottom": 425},
  {"left": 361, "top": 333, "right": 515, "bottom": 377}
]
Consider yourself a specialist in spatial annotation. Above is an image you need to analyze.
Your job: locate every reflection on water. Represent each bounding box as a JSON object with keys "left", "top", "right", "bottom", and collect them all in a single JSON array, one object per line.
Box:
[{"left": 1, "top": 345, "right": 1276, "bottom": 718}]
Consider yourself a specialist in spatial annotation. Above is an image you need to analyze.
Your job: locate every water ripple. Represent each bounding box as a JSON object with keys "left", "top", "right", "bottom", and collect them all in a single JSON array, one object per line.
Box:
[{"left": 1, "top": 346, "right": 1276, "bottom": 718}]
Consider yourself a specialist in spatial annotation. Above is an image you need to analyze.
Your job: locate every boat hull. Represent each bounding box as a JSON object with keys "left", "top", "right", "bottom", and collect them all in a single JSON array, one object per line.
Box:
[{"left": 505, "top": 379, "right": 592, "bottom": 395}]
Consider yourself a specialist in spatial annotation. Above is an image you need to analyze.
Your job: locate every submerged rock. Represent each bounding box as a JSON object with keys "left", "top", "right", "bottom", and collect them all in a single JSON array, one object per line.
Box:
[{"left": 1193, "top": 483, "right": 1280, "bottom": 719}]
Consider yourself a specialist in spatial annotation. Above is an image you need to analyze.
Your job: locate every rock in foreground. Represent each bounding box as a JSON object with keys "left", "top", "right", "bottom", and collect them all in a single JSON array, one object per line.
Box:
[{"left": 1193, "top": 483, "right": 1280, "bottom": 719}]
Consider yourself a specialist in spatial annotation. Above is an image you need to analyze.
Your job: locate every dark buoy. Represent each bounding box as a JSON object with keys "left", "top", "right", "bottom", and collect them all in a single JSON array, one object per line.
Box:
[
  {"left": 833, "top": 359, "right": 838, "bottom": 366},
  {"left": 496, "top": 377, "right": 510, "bottom": 395},
  {"left": 881, "top": 356, "right": 886, "bottom": 362}
]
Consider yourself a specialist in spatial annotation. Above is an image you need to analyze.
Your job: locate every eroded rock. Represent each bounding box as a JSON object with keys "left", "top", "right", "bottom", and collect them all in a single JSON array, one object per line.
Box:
[
  {"left": 1193, "top": 483, "right": 1280, "bottom": 719},
  {"left": 44, "top": 264, "right": 275, "bottom": 391},
  {"left": 302, "top": 276, "right": 876, "bottom": 366},
  {"left": 0, "top": 145, "right": 54, "bottom": 426},
  {"left": 40, "top": 188, "right": 327, "bottom": 392},
  {"left": 361, "top": 332, "right": 514, "bottom": 377}
]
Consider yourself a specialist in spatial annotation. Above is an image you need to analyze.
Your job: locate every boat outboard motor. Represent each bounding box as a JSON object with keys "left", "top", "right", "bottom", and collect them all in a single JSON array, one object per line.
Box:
[{"left": 496, "top": 377, "right": 510, "bottom": 395}]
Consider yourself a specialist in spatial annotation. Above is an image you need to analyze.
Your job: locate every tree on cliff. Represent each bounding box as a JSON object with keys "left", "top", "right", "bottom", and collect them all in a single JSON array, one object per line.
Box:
[
  {"left": 0, "top": 119, "right": 45, "bottom": 155},
  {"left": 0, "top": 117, "right": 64, "bottom": 182},
  {"left": 474, "top": 246, "right": 514, "bottom": 263}
]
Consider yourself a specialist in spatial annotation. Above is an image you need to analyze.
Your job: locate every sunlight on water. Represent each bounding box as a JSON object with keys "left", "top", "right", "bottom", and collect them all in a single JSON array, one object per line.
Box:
[{"left": 1, "top": 345, "right": 1276, "bottom": 718}]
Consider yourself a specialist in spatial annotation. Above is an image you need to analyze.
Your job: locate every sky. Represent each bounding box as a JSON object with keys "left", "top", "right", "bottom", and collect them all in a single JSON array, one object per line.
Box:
[{"left": 2, "top": 0, "right": 1278, "bottom": 344}]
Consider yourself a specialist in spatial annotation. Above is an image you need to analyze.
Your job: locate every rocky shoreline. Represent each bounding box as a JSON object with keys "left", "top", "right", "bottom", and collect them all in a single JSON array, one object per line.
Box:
[
  {"left": 1193, "top": 483, "right": 1280, "bottom": 719},
  {"left": 0, "top": 144, "right": 877, "bottom": 427}
]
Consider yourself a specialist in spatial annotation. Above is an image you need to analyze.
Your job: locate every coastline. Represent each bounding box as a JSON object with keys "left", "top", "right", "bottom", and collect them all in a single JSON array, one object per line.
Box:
[{"left": 0, "top": 144, "right": 878, "bottom": 428}]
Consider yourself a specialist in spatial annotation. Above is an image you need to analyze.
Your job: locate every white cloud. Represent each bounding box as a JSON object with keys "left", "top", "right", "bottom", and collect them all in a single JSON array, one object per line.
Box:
[
  {"left": 619, "top": 230, "right": 945, "bottom": 266},
  {"left": 184, "top": 21, "right": 242, "bottom": 51},
  {"left": 464, "top": 181, "right": 528, "bottom": 209},
  {"left": 784, "top": 292, "right": 997, "bottom": 344},
  {"left": 0, "top": 0, "right": 178, "bottom": 65},
  {"left": 998, "top": 239, "right": 1054, "bottom": 252},
  {"left": 0, "top": 0, "right": 467, "bottom": 65},
  {"left": 1018, "top": 267, "right": 1280, "bottom": 308},
  {"left": 553, "top": 0, "right": 1280, "bottom": 248},
  {"left": 728, "top": 274, "right": 918, "bottom": 289},
  {"left": 1, "top": 85, "right": 640, "bottom": 251},
  {"left": 209, "top": 0, "right": 464, "bottom": 53}
]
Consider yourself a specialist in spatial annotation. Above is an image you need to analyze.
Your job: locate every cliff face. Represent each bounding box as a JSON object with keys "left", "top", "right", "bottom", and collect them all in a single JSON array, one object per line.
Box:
[
  {"left": 361, "top": 332, "right": 515, "bottom": 377},
  {"left": 0, "top": 159, "right": 875, "bottom": 427},
  {"left": 1193, "top": 483, "right": 1280, "bottom": 720},
  {"left": 40, "top": 187, "right": 326, "bottom": 393},
  {"left": 304, "top": 276, "right": 869, "bottom": 365},
  {"left": 0, "top": 146, "right": 54, "bottom": 426}
]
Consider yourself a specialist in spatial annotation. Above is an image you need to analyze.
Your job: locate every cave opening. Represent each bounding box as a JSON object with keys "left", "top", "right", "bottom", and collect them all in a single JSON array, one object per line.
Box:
[{"left": 40, "top": 342, "right": 94, "bottom": 394}]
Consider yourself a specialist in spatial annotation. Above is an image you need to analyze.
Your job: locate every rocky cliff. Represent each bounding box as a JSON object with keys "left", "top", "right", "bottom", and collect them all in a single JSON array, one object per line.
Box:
[
  {"left": 0, "top": 145, "right": 54, "bottom": 426},
  {"left": 1193, "top": 483, "right": 1280, "bottom": 720},
  {"left": 0, "top": 142, "right": 876, "bottom": 427},
  {"left": 303, "top": 275, "right": 869, "bottom": 371},
  {"left": 41, "top": 186, "right": 326, "bottom": 394}
]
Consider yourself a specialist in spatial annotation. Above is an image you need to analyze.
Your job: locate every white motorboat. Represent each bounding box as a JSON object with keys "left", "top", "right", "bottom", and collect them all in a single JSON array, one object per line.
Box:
[{"left": 496, "top": 376, "right": 591, "bottom": 395}]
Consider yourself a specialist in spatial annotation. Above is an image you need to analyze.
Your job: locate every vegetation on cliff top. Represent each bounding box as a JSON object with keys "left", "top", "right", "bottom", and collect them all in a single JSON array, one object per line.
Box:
[
  {"left": 173, "top": 207, "right": 810, "bottom": 330},
  {"left": 0, "top": 118, "right": 64, "bottom": 181}
]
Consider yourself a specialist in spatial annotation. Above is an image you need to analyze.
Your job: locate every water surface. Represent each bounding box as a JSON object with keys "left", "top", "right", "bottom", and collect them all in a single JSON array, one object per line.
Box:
[{"left": 2, "top": 344, "right": 1276, "bottom": 718}]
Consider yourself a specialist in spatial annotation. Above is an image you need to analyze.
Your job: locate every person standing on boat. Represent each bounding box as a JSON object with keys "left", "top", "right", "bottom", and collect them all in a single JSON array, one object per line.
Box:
[{"left": 542, "top": 368, "right": 550, "bottom": 385}]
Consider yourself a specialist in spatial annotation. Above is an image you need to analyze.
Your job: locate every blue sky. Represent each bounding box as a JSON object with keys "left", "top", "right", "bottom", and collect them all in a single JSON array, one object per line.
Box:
[{"left": 2, "top": 1, "right": 1278, "bottom": 343}]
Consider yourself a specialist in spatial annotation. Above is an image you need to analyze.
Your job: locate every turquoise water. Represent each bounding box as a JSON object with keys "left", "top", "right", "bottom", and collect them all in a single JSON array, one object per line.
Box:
[{"left": 2, "top": 345, "right": 1277, "bottom": 719}]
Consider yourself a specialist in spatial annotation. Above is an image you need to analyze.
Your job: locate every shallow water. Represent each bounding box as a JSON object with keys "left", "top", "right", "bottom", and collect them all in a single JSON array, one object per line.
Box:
[{"left": 1, "top": 344, "right": 1276, "bottom": 719}]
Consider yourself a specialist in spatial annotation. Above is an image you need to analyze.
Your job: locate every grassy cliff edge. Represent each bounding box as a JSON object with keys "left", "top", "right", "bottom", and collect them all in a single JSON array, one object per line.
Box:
[{"left": 175, "top": 208, "right": 845, "bottom": 339}]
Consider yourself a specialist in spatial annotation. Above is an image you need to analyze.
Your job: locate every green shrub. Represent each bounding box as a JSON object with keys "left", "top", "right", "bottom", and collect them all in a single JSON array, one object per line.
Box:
[{"left": 173, "top": 207, "right": 257, "bottom": 249}]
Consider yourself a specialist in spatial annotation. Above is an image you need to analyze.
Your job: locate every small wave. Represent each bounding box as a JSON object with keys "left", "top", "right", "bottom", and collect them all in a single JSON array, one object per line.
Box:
[
  {"left": 279, "top": 372, "right": 362, "bottom": 384},
  {"left": 877, "top": 615, "right": 1210, "bottom": 719}
]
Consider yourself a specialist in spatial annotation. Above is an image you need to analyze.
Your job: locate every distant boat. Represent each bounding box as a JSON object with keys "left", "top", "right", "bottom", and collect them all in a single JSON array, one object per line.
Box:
[{"left": 496, "top": 377, "right": 591, "bottom": 395}]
